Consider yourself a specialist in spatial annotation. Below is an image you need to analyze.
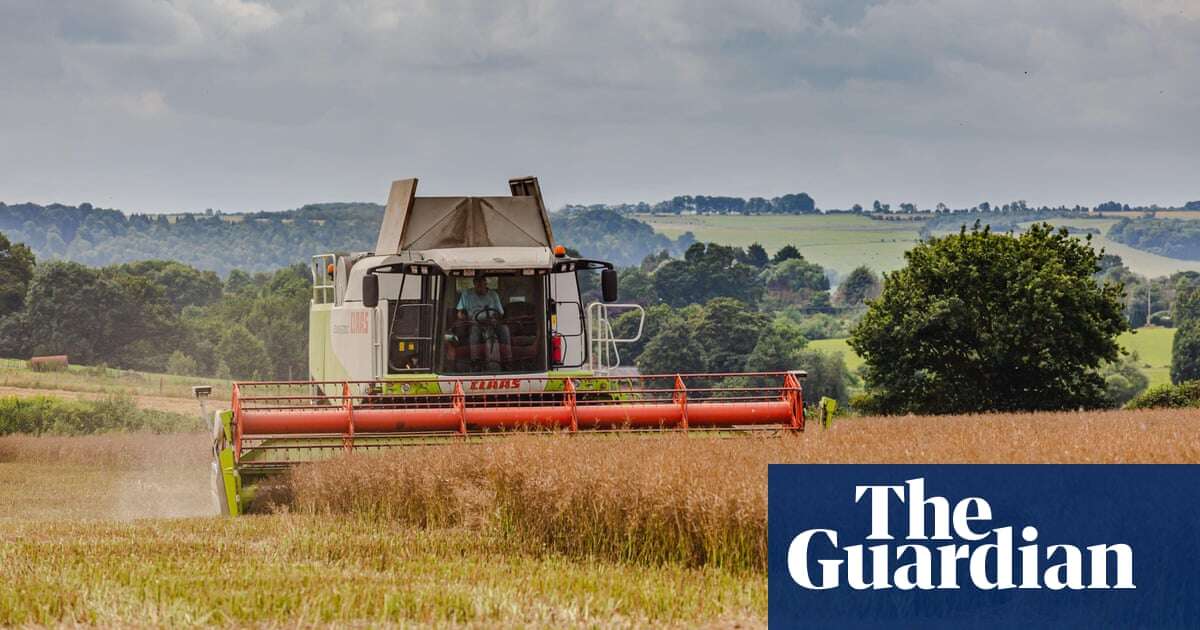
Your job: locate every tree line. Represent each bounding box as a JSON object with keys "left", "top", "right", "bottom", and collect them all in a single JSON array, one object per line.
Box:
[
  {"left": 0, "top": 201, "right": 382, "bottom": 276},
  {"left": 563, "top": 192, "right": 817, "bottom": 216},
  {"left": 5, "top": 218, "right": 1181, "bottom": 414},
  {"left": 8, "top": 196, "right": 1199, "bottom": 281},
  {"left": 1108, "top": 217, "right": 1200, "bottom": 261},
  {"left": 0, "top": 228, "right": 870, "bottom": 402},
  {"left": 569, "top": 195, "right": 1200, "bottom": 218},
  {"left": 0, "top": 232, "right": 309, "bottom": 380},
  {"left": 4, "top": 220, "right": 1183, "bottom": 414},
  {"left": 612, "top": 241, "right": 878, "bottom": 317},
  {"left": 591, "top": 241, "right": 884, "bottom": 403}
]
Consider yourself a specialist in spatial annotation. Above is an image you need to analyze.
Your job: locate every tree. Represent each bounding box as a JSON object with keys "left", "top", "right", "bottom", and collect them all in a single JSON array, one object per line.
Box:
[
  {"left": 1098, "top": 254, "right": 1124, "bottom": 273},
  {"left": 0, "top": 232, "right": 35, "bottom": 317},
  {"left": 639, "top": 250, "right": 671, "bottom": 273},
  {"left": 772, "top": 193, "right": 816, "bottom": 214},
  {"left": 689, "top": 244, "right": 762, "bottom": 305},
  {"left": 635, "top": 318, "right": 706, "bottom": 374},
  {"left": 247, "top": 265, "right": 310, "bottom": 379},
  {"left": 217, "top": 323, "right": 269, "bottom": 380},
  {"left": 741, "top": 319, "right": 853, "bottom": 403},
  {"left": 744, "top": 243, "right": 770, "bottom": 268},
  {"left": 618, "top": 267, "right": 658, "bottom": 305},
  {"left": 761, "top": 258, "right": 829, "bottom": 293},
  {"left": 783, "top": 311, "right": 845, "bottom": 340},
  {"left": 745, "top": 318, "right": 808, "bottom": 373},
  {"left": 849, "top": 223, "right": 1128, "bottom": 414},
  {"left": 101, "top": 271, "right": 181, "bottom": 370},
  {"left": 16, "top": 261, "right": 178, "bottom": 367},
  {"left": 1100, "top": 353, "right": 1149, "bottom": 406},
  {"left": 1174, "top": 286, "right": 1200, "bottom": 328},
  {"left": 1171, "top": 322, "right": 1200, "bottom": 384},
  {"left": 111, "top": 260, "right": 222, "bottom": 312},
  {"left": 793, "top": 348, "right": 854, "bottom": 404},
  {"left": 760, "top": 258, "right": 830, "bottom": 309},
  {"left": 772, "top": 245, "right": 802, "bottom": 263},
  {"left": 696, "top": 298, "right": 768, "bottom": 372},
  {"left": 166, "top": 350, "right": 201, "bottom": 376},
  {"left": 834, "top": 266, "right": 881, "bottom": 306},
  {"left": 1172, "top": 270, "right": 1200, "bottom": 298},
  {"left": 225, "top": 270, "right": 253, "bottom": 294},
  {"left": 653, "top": 244, "right": 762, "bottom": 307},
  {"left": 612, "top": 303, "right": 673, "bottom": 363},
  {"left": 652, "top": 259, "right": 701, "bottom": 307}
]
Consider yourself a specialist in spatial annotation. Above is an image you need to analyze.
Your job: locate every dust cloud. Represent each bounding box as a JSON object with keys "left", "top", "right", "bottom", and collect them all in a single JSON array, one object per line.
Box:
[{"left": 0, "top": 432, "right": 217, "bottom": 522}]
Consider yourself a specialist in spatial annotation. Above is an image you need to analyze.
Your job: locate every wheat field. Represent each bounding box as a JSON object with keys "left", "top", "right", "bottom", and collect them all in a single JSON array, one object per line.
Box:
[{"left": 3, "top": 408, "right": 1199, "bottom": 627}]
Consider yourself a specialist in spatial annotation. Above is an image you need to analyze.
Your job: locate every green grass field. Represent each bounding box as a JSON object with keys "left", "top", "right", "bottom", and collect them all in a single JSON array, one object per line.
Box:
[
  {"left": 808, "top": 337, "right": 863, "bottom": 372},
  {"left": 1120, "top": 327, "right": 1174, "bottom": 387},
  {"left": 638, "top": 213, "right": 921, "bottom": 277},
  {"left": 809, "top": 327, "right": 1175, "bottom": 388},
  {"left": 639, "top": 213, "right": 1200, "bottom": 279}
]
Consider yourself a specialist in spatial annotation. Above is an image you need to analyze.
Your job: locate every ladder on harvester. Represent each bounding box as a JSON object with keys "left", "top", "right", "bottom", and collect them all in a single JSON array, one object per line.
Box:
[{"left": 586, "top": 303, "right": 645, "bottom": 374}]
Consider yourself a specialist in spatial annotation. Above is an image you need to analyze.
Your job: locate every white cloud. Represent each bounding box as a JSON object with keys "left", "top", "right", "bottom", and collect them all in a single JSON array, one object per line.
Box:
[
  {"left": 210, "top": 0, "right": 281, "bottom": 31},
  {"left": 115, "top": 89, "right": 171, "bottom": 118}
]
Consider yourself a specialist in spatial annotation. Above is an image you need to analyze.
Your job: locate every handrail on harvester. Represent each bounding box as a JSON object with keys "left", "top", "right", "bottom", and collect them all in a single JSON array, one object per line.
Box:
[{"left": 229, "top": 372, "right": 805, "bottom": 463}]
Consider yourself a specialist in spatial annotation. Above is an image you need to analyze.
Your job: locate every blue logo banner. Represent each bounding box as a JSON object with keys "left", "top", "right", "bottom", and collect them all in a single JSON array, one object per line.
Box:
[{"left": 768, "top": 465, "right": 1200, "bottom": 629}]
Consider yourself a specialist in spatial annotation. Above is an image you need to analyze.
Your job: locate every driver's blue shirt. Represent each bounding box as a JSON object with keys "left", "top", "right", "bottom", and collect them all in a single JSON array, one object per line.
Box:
[{"left": 456, "top": 289, "right": 504, "bottom": 318}]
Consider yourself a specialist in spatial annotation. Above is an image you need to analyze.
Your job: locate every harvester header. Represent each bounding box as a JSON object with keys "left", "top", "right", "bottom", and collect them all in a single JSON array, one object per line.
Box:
[{"left": 210, "top": 176, "right": 806, "bottom": 515}]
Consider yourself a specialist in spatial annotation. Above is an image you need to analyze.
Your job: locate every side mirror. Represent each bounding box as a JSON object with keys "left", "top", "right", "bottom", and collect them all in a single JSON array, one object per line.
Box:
[
  {"left": 362, "top": 274, "right": 379, "bottom": 308},
  {"left": 601, "top": 268, "right": 619, "bottom": 303}
]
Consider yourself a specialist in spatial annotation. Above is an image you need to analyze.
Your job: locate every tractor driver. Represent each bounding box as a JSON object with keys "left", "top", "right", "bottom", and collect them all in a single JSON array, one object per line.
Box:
[{"left": 456, "top": 275, "right": 512, "bottom": 368}]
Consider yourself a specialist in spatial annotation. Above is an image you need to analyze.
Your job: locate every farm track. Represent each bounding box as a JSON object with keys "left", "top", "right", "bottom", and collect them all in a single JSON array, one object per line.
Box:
[{"left": 0, "top": 385, "right": 223, "bottom": 415}]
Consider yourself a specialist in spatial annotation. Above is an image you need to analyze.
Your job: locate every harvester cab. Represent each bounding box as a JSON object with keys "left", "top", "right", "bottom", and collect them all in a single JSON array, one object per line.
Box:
[
  {"left": 308, "top": 176, "right": 641, "bottom": 382},
  {"left": 211, "top": 177, "right": 806, "bottom": 516}
]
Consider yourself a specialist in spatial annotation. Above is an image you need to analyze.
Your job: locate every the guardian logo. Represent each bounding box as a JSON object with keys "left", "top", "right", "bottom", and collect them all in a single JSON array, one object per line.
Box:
[{"left": 788, "top": 478, "right": 1135, "bottom": 591}]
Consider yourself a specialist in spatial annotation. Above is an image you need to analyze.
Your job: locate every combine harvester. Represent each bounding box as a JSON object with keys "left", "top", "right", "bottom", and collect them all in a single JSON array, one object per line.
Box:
[{"left": 211, "top": 177, "right": 806, "bottom": 515}]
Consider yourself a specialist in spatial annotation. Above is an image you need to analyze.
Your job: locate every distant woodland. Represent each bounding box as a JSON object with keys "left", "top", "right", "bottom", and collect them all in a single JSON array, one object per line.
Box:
[
  {"left": 0, "top": 202, "right": 693, "bottom": 273},
  {"left": 3, "top": 194, "right": 1198, "bottom": 275},
  {"left": 1108, "top": 217, "right": 1200, "bottom": 260},
  {"left": 0, "top": 202, "right": 382, "bottom": 275}
]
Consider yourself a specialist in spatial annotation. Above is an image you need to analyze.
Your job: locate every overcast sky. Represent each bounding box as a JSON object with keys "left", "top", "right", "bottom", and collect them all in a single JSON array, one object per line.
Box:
[{"left": 1, "top": 1, "right": 1197, "bottom": 214}]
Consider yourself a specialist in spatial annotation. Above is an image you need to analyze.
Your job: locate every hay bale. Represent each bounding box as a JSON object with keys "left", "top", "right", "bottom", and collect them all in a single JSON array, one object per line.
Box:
[{"left": 28, "top": 355, "right": 69, "bottom": 372}]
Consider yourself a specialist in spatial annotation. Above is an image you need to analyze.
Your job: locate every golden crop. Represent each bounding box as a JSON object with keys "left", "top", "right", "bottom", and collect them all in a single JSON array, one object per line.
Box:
[
  {"left": 2, "top": 408, "right": 1198, "bottom": 626},
  {"left": 280, "top": 408, "right": 1200, "bottom": 573}
]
